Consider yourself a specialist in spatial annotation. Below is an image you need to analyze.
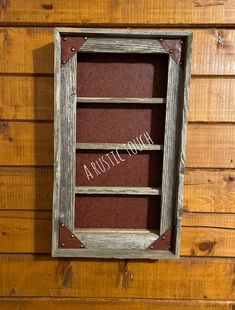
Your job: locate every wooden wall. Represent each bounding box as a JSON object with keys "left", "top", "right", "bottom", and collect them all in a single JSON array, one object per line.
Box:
[{"left": 0, "top": 1, "right": 235, "bottom": 309}]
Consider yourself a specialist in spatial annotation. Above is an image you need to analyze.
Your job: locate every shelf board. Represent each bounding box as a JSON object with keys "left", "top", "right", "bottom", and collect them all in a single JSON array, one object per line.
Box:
[
  {"left": 75, "top": 186, "right": 161, "bottom": 195},
  {"left": 77, "top": 97, "right": 166, "bottom": 104},
  {"left": 76, "top": 143, "right": 163, "bottom": 151}
]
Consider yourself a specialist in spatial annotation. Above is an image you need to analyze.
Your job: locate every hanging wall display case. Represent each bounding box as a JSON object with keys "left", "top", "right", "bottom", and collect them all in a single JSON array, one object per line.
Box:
[{"left": 52, "top": 28, "right": 192, "bottom": 259}]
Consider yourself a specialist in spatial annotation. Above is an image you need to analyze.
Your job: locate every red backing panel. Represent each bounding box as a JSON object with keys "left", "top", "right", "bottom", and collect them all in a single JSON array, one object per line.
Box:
[
  {"left": 76, "top": 151, "right": 163, "bottom": 187},
  {"left": 75, "top": 195, "right": 161, "bottom": 229},
  {"left": 77, "top": 53, "right": 168, "bottom": 98},
  {"left": 75, "top": 53, "right": 167, "bottom": 231},
  {"left": 76, "top": 104, "right": 165, "bottom": 144}
]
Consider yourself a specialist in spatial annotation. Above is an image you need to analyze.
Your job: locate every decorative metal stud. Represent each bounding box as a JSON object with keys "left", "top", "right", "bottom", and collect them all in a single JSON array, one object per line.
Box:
[
  {"left": 180, "top": 40, "right": 184, "bottom": 44},
  {"left": 150, "top": 245, "right": 154, "bottom": 249},
  {"left": 84, "top": 36, "right": 88, "bottom": 40},
  {"left": 61, "top": 223, "right": 65, "bottom": 227},
  {"left": 71, "top": 234, "right": 75, "bottom": 238},
  {"left": 71, "top": 47, "right": 75, "bottom": 52},
  {"left": 61, "top": 243, "right": 65, "bottom": 247},
  {"left": 161, "top": 236, "right": 166, "bottom": 240},
  {"left": 160, "top": 38, "right": 163, "bottom": 42},
  {"left": 62, "top": 60, "right": 66, "bottom": 64},
  {"left": 63, "top": 37, "right": 67, "bottom": 41},
  {"left": 80, "top": 244, "right": 84, "bottom": 248},
  {"left": 169, "top": 49, "right": 173, "bottom": 54}
]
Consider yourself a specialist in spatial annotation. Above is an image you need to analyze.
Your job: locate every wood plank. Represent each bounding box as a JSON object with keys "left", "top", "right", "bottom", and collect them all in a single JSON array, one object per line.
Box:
[
  {"left": 1, "top": 122, "right": 234, "bottom": 168},
  {"left": 184, "top": 170, "right": 235, "bottom": 213},
  {"left": 189, "top": 78, "right": 235, "bottom": 122},
  {"left": 0, "top": 121, "right": 53, "bottom": 166},
  {"left": 183, "top": 213, "right": 235, "bottom": 229},
  {"left": 75, "top": 186, "right": 161, "bottom": 195},
  {"left": 160, "top": 56, "right": 183, "bottom": 235},
  {"left": 0, "top": 28, "right": 235, "bottom": 75},
  {"left": 0, "top": 255, "right": 234, "bottom": 299},
  {"left": 1, "top": 76, "right": 235, "bottom": 122},
  {"left": 0, "top": 76, "right": 53, "bottom": 121},
  {"left": 181, "top": 227, "right": 235, "bottom": 257},
  {"left": 0, "top": 211, "right": 51, "bottom": 253},
  {"left": 1, "top": 211, "right": 235, "bottom": 257},
  {"left": 72, "top": 231, "right": 160, "bottom": 255},
  {"left": 79, "top": 37, "right": 166, "bottom": 53},
  {"left": 0, "top": 28, "right": 53, "bottom": 74},
  {"left": 53, "top": 50, "right": 77, "bottom": 234},
  {"left": 77, "top": 97, "right": 166, "bottom": 104},
  {"left": 54, "top": 248, "right": 174, "bottom": 260},
  {"left": 186, "top": 124, "right": 235, "bottom": 168},
  {"left": 0, "top": 167, "right": 53, "bottom": 210},
  {"left": 0, "top": 298, "right": 233, "bottom": 310},
  {"left": 1, "top": 168, "right": 234, "bottom": 213},
  {"left": 0, "top": 0, "right": 235, "bottom": 26},
  {"left": 76, "top": 143, "right": 163, "bottom": 151}
]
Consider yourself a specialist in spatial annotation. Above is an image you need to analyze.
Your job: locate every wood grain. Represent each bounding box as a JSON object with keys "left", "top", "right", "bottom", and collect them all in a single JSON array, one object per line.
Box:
[
  {"left": 0, "top": 0, "right": 234, "bottom": 305},
  {"left": 0, "top": 121, "right": 53, "bottom": 166},
  {"left": 189, "top": 78, "right": 235, "bottom": 122},
  {"left": 77, "top": 97, "right": 166, "bottom": 104},
  {"left": 75, "top": 186, "right": 161, "bottom": 195},
  {"left": 1, "top": 211, "right": 235, "bottom": 257},
  {"left": 80, "top": 37, "right": 167, "bottom": 54},
  {"left": 0, "top": 76, "right": 53, "bottom": 121},
  {"left": 0, "top": 255, "right": 234, "bottom": 299},
  {"left": 183, "top": 213, "right": 235, "bottom": 229},
  {"left": 0, "top": 0, "right": 235, "bottom": 26},
  {"left": 0, "top": 298, "right": 233, "bottom": 310},
  {"left": 1, "top": 122, "right": 234, "bottom": 168},
  {"left": 0, "top": 167, "right": 53, "bottom": 210},
  {"left": 76, "top": 143, "right": 163, "bottom": 150},
  {"left": 0, "top": 211, "right": 51, "bottom": 253},
  {"left": 1, "top": 76, "right": 235, "bottom": 123},
  {"left": 1, "top": 168, "right": 234, "bottom": 213},
  {"left": 0, "top": 28, "right": 53, "bottom": 74},
  {"left": 181, "top": 227, "right": 235, "bottom": 257},
  {"left": 186, "top": 124, "right": 235, "bottom": 168},
  {"left": 1, "top": 168, "right": 234, "bottom": 216},
  {"left": 184, "top": 170, "right": 235, "bottom": 213},
  {"left": 0, "top": 28, "right": 235, "bottom": 75}
]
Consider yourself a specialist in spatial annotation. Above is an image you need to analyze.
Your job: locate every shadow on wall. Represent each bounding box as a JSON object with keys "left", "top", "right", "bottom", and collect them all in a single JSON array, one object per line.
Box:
[{"left": 33, "top": 42, "right": 54, "bottom": 256}]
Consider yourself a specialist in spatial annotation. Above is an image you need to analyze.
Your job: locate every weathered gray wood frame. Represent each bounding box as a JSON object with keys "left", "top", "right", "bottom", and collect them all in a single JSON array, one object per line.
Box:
[{"left": 52, "top": 28, "right": 192, "bottom": 259}]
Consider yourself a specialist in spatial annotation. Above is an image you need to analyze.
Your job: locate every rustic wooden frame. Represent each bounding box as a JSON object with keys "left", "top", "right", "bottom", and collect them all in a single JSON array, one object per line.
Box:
[{"left": 52, "top": 28, "right": 192, "bottom": 259}]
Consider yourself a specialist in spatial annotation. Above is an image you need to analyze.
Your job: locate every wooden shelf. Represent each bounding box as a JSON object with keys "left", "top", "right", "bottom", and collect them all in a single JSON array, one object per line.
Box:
[
  {"left": 77, "top": 97, "right": 166, "bottom": 104},
  {"left": 75, "top": 186, "right": 161, "bottom": 195},
  {"left": 76, "top": 143, "right": 163, "bottom": 151}
]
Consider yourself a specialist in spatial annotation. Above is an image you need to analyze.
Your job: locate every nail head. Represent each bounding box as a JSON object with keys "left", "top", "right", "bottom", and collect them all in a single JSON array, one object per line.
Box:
[
  {"left": 80, "top": 244, "right": 84, "bottom": 248},
  {"left": 71, "top": 47, "right": 75, "bottom": 52},
  {"left": 62, "top": 60, "right": 66, "bottom": 64},
  {"left": 162, "top": 236, "right": 166, "bottom": 240},
  {"left": 71, "top": 234, "right": 75, "bottom": 238},
  {"left": 61, "top": 223, "right": 65, "bottom": 227},
  {"left": 63, "top": 37, "right": 67, "bottom": 41},
  {"left": 169, "top": 49, "right": 173, "bottom": 54},
  {"left": 84, "top": 37, "right": 88, "bottom": 40},
  {"left": 61, "top": 243, "right": 65, "bottom": 247}
]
